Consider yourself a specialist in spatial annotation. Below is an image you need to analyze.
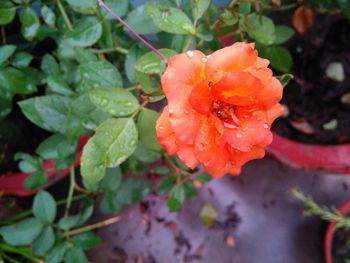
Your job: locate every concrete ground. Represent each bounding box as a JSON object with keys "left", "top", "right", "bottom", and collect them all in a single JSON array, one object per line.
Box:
[{"left": 88, "top": 157, "right": 350, "bottom": 263}]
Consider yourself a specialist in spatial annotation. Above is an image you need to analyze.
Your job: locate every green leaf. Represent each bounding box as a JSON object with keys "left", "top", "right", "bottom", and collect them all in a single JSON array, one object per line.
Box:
[
  {"left": 0, "top": 0, "right": 16, "bottom": 25},
  {"left": 33, "top": 191, "right": 57, "bottom": 224},
  {"left": 220, "top": 9, "right": 238, "bottom": 26},
  {"left": 0, "top": 45, "right": 16, "bottom": 66},
  {"left": 266, "top": 46, "right": 293, "bottom": 73},
  {"left": 41, "top": 5, "right": 56, "bottom": 27},
  {"left": 146, "top": 4, "right": 195, "bottom": 34},
  {"left": 20, "top": 7, "right": 40, "bottom": 41},
  {"left": 239, "top": 2, "right": 251, "bottom": 15},
  {"left": 65, "top": 248, "right": 88, "bottom": 263},
  {"left": 274, "top": 25, "right": 294, "bottom": 45},
  {"left": 192, "top": 0, "right": 211, "bottom": 21},
  {"left": 99, "top": 192, "right": 122, "bottom": 214},
  {"left": 74, "top": 47, "right": 98, "bottom": 64},
  {"left": 125, "top": 45, "right": 145, "bottom": 83},
  {"left": 0, "top": 67, "right": 37, "bottom": 94},
  {"left": 15, "top": 152, "right": 41, "bottom": 173},
  {"left": 200, "top": 203, "right": 218, "bottom": 227},
  {"left": 24, "top": 171, "right": 48, "bottom": 189},
  {"left": 157, "top": 175, "right": 176, "bottom": 194},
  {"left": 245, "top": 14, "right": 276, "bottom": 45},
  {"left": 65, "top": 0, "right": 97, "bottom": 14},
  {"left": 135, "top": 48, "right": 177, "bottom": 74},
  {"left": 89, "top": 88, "right": 139, "bottom": 117},
  {"left": 135, "top": 71, "right": 161, "bottom": 94},
  {"left": 276, "top": 73, "right": 294, "bottom": 88},
  {"left": 57, "top": 204, "right": 93, "bottom": 230},
  {"left": 78, "top": 60, "right": 123, "bottom": 92},
  {"left": 137, "top": 108, "right": 162, "bottom": 151},
  {"left": 116, "top": 179, "right": 150, "bottom": 204},
  {"left": 196, "top": 23, "right": 214, "bottom": 41},
  {"left": 101, "top": 0, "right": 128, "bottom": 19},
  {"left": 0, "top": 218, "right": 44, "bottom": 246},
  {"left": 41, "top": 54, "right": 60, "bottom": 76},
  {"left": 12, "top": 52, "right": 33, "bottom": 68},
  {"left": 32, "top": 226, "right": 55, "bottom": 255},
  {"left": 0, "top": 97, "right": 11, "bottom": 120},
  {"left": 100, "top": 167, "right": 122, "bottom": 192},
  {"left": 133, "top": 143, "right": 161, "bottom": 163},
  {"left": 71, "top": 232, "right": 101, "bottom": 250},
  {"left": 18, "top": 95, "right": 71, "bottom": 133},
  {"left": 36, "top": 134, "right": 77, "bottom": 160},
  {"left": 125, "top": 5, "right": 161, "bottom": 34},
  {"left": 45, "top": 243, "right": 68, "bottom": 263},
  {"left": 81, "top": 118, "right": 138, "bottom": 184},
  {"left": 47, "top": 75, "right": 73, "bottom": 95},
  {"left": 195, "top": 172, "right": 211, "bottom": 183},
  {"left": 184, "top": 181, "right": 198, "bottom": 199},
  {"left": 167, "top": 185, "right": 185, "bottom": 212},
  {"left": 64, "top": 16, "right": 102, "bottom": 47}
]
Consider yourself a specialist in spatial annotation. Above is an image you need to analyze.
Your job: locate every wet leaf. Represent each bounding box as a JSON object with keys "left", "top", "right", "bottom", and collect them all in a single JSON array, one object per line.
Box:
[
  {"left": 0, "top": 0, "right": 16, "bottom": 25},
  {"left": 101, "top": 0, "right": 128, "bottom": 19},
  {"left": 33, "top": 191, "right": 57, "bottom": 224},
  {"left": 66, "top": 0, "right": 97, "bottom": 14},
  {"left": 135, "top": 49, "right": 177, "bottom": 74},
  {"left": 12, "top": 52, "right": 33, "bottom": 68},
  {"left": 274, "top": 25, "right": 294, "bottom": 44},
  {"left": 245, "top": 14, "right": 275, "bottom": 45},
  {"left": 0, "top": 45, "right": 16, "bottom": 66},
  {"left": 41, "top": 6, "right": 56, "bottom": 27},
  {"left": 168, "top": 185, "right": 185, "bottom": 212},
  {"left": 192, "top": 0, "right": 211, "bottom": 21},
  {"left": 20, "top": 7, "right": 40, "bottom": 41},
  {"left": 125, "top": 5, "right": 161, "bottom": 34},
  {"left": 32, "top": 226, "right": 55, "bottom": 255},
  {"left": 137, "top": 108, "right": 162, "bottom": 151}
]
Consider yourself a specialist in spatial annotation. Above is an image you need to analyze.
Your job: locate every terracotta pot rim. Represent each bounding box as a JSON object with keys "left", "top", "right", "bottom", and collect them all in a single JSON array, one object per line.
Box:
[
  {"left": 324, "top": 199, "right": 350, "bottom": 263},
  {"left": 0, "top": 136, "right": 88, "bottom": 197}
]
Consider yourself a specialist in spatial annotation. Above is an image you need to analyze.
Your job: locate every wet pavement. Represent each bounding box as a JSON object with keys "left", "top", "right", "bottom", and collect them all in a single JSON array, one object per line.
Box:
[{"left": 88, "top": 157, "right": 350, "bottom": 263}]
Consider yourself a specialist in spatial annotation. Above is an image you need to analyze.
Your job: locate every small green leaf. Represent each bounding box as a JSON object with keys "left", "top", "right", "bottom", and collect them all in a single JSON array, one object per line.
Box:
[
  {"left": 0, "top": 67, "right": 37, "bottom": 94},
  {"left": 220, "top": 9, "right": 238, "bottom": 26},
  {"left": 24, "top": 171, "right": 48, "bottom": 189},
  {"left": 65, "top": 0, "right": 97, "bottom": 14},
  {"left": 200, "top": 203, "right": 218, "bottom": 227},
  {"left": 71, "top": 232, "right": 101, "bottom": 250},
  {"left": 146, "top": 4, "right": 195, "bottom": 34},
  {"left": 65, "top": 248, "right": 88, "bottom": 263},
  {"left": 89, "top": 88, "right": 139, "bottom": 117},
  {"left": 137, "top": 108, "right": 162, "bottom": 151},
  {"left": 0, "top": 218, "right": 44, "bottom": 246},
  {"left": 125, "top": 5, "right": 161, "bottom": 34},
  {"left": 33, "top": 191, "right": 57, "bottom": 224},
  {"left": 239, "top": 2, "right": 251, "bottom": 15},
  {"left": 20, "top": 7, "right": 40, "bottom": 41},
  {"left": 0, "top": 0, "right": 16, "bottom": 25},
  {"left": 58, "top": 204, "right": 93, "bottom": 230},
  {"left": 195, "top": 172, "right": 211, "bottom": 183},
  {"left": 41, "top": 6, "right": 56, "bottom": 27},
  {"left": 245, "top": 14, "right": 276, "bottom": 45},
  {"left": 0, "top": 45, "right": 16, "bottom": 66},
  {"left": 100, "top": 167, "right": 122, "bottom": 192},
  {"left": 167, "top": 185, "right": 185, "bottom": 212},
  {"left": 116, "top": 179, "right": 150, "bottom": 204},
  {"left": 32, "top": 226, "right": 55, "bottom": 255},
  {"left": 41, "top": 54, "right": 60, "bottom": 76},
  {"left": 276, "top": 73, "right": 294, "bottom": 88},
  {"left": 45, "top": 243, "right": 68, "bottom": 263},
  {"left": 36, "top": 134, "right": 77, "bottom": 160},
  {"left": 15, "top": 152, "right": 41, "bottom": 173},
  {"left": 133, "top": 143, "right": 162, "bottom": 163},
  {"left": 274, "top": 25, "right": 294, "bottom": 44},
  {"left": 135, "top": 49, "right": 177, "bottom": 74},
  {"left": 81, "top": 118, "right": 138, "bottom": 184},
  {"left": 64, "top": 16, "right": 102, "bottom": 47},
  {"left": 12, "top": 52, "right": 33, "bottom": 68},
  {"left": 192, "top": 0, "right": 211, "bottom": 21},
  {"left": 153, "top": 166, "right": 170, "bottom": 175},
  {"left": 74, "top": 47, "right": 98, "bottom": 64},
  {"left": 267, "top": 46, "right": 293, "bottom": 73},
  {"left": 101, "top": 0, "right": 128, "bottom": 19},
  {"left": 125, "top": 45, "right": 145, "bottom": 83},
  {"left": 157, "top": 175, "right": 176, "bottom": 194},
  {"left": 135, "top": 71, "right": 161, "bottom": 94},
  {"left": 79, "top": 60, "right": 123, "bottom": 91},
  {"left": 47, "top": 75, "right": 73, "bottom": 95}
]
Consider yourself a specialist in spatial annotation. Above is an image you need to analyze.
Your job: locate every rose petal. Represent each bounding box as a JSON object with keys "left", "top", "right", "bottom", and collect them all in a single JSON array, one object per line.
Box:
[{"left": 156, "top": 107, "right": 177, "bottom": 155}]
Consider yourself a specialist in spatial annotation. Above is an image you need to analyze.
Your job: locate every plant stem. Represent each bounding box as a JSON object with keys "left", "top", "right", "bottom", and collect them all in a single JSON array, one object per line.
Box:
[
  {"left": 57, "top": 0, "right": 73, "bottom": 31},
  {"left": 64, "top": 166, "right": 76, "bottom": 217},
  {"left": 0, "top": 244, "right": 37, "bottom": 262},
  {"left": 98, "top": 0, "right": 167, "bottom": 64},
  {"left": 64, "top": 215, "right": 121, "bottom": 237},
  {"left": 90, "top": 47, "right": 129, "bottom": 54},
  {"left": 130, "top": 99, "right": 149, "bottom": 119},
  {"left": 183, "top": 34, "right": 194, "bottom": 52},
  {"left": 1, "top": 27, "right": 6, "bottom": 44}
]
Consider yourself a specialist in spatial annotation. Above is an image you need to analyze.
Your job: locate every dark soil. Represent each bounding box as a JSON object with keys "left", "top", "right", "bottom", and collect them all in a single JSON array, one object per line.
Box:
[
  {"left": 272, "top": 14, "right": 350, "bottom": 145},
  {"left": 332, "top": 228, "right": 350, "bottom": 263},
  {"left": 0, "top": 103, "right": 49, "bottom": 174}
]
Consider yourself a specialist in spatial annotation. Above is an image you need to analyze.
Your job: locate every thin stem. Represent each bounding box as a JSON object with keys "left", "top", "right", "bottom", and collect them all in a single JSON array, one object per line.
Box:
[
  {"left": 1, "top": 254, "right": 20, "bottom": 263},
  {"left": 130, "top": 99, "right": 149, "bottom": 119},
  {"left": 64, "top": 215, "right": 121, "bottom": 237},
  {"left": 57, "top": 0, "right": 73, "bottom": 31},
  {"left": 0, "top": 244, "right": 37, "bottom": 262},
  {"left": 90, "top": 47, "right": 129, "bottom": 54},
  {"left": 64, "top": 166, "right": 76, "bottom": 217},
  {"left": 1, "top": 27, "right": 6, "bottom": 44},
  {"left": 98, "top": 0, "right": 167, "bottom": 64},
  {"left": 182, "top": 34, "right": 194, "bottom": 52}
]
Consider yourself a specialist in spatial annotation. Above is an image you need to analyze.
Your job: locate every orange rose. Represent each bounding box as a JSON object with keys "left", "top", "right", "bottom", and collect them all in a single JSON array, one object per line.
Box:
[{"left": 156, "top": 42, "right": 284, "bottom": 177}]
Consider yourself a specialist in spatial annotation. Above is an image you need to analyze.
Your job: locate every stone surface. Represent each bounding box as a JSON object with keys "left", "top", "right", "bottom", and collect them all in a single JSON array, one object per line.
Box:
[{"left": 88, "top": 157, "right": 350, "bottom": 263}]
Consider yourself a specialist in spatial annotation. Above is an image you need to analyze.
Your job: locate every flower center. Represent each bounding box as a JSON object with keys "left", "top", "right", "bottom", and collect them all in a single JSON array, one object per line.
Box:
[{"left": 211, "top": 100, "right": 241, "bottom": 127}]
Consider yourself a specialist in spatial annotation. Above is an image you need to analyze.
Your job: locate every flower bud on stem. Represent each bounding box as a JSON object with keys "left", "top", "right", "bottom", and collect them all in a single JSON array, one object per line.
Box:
[{"left": 98, "top": 0, "right": 167, "bottom": 64}]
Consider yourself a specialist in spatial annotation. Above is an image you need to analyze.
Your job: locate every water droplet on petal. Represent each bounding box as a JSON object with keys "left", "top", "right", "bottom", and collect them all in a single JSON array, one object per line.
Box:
[
  {"left": 198, "top": 142, "right": 206, "bottom": 151},
  {"left": 263, "top": 123, "right": 269, "bottom": 129},
  {"left": 236, "top": 133, "right": 242, "bottom": 138},
  {"left": 159, "top": 125, "right": 164, "bottom": 129},
  {"left": 224, "top": 122, "right": 238, "bottom": 129},
  {"left": 207, "top": 55, "right": 211, "bottom": 59},
  {"left": 186, "top": 51, "right": 194, "bottom": 58},
  {"left": 201, "top": 57, "right": 207, "bottom": 63}
]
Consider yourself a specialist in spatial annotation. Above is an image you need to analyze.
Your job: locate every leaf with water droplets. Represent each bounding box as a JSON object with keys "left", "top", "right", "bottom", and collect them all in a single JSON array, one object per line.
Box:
[
  {"left": 137, "top": 108, "right": 162, "bottom": 151},
  {"left": 146, "top": 3, "right": 195, "bottom": 34},
  {"left": 89, "top": 88, "right": 139, "bottom": 117},
  {"left": 81, "top": 118, "right": 138, "bottom": 184},
  {"left": 135, "top": 49, "right": 177, "bottom": 74}
]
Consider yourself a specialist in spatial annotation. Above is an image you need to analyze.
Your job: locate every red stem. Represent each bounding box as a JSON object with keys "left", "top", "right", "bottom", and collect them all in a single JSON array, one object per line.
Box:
[{"left": 98, "top": 0, "right": 167, "bottom": 64}]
